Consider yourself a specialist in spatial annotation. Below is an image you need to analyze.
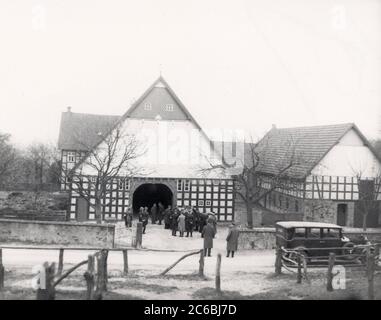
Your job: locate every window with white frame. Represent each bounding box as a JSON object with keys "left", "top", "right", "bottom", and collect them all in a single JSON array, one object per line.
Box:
[
  {"left": 67, "top": 151, "right": 75, "bottom": 163},
  {"left": 144, "top": 102, "right": 152, "bottom": 110},
  {"left": 184, "top": 180, "right": 190, "bottom": 191},
  {"left": 118, "top": 178, "right": 129, "bottom": 190},
  {"left": 177, "top": 179, "right": 183, "bottom": 191},
  {"left": 165, "top": 104, "right": 174, "bottom": 111}
]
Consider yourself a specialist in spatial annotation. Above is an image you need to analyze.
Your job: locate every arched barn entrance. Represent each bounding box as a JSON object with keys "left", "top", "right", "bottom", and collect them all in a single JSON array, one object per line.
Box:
[{"left": 132, "top": 183, "right": 173, "bottom": 214}]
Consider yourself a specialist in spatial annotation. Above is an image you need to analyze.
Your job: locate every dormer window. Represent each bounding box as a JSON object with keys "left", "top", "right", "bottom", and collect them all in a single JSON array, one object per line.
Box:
[
  {"left": 144, "top": 102, "right": 152, "bottom": 110},
  {"left": 165, "top": 104, "right": 174, "bottom": 112}
]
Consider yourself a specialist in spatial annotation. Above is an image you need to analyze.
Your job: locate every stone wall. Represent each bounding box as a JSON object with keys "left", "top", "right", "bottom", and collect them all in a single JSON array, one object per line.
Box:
[
  {"left": 0, "top": 219, "right": 115, "bottom": 247},
  {"left": 304, "top": 200, "right": 355, "bottom": 227},
  {"left": 237, "top": 227, "right": 276, "bottom": 250}
]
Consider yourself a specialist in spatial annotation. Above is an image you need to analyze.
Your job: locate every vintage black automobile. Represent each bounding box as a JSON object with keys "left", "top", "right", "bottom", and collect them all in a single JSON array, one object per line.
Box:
[{"left": 275, "top": 221, "right": 356, "bottom": 262}]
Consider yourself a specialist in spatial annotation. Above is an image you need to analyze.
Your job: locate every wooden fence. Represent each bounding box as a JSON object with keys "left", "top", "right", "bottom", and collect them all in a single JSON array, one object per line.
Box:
[{"left": 0, "top": 242, "right": 226, "bottom": 299}]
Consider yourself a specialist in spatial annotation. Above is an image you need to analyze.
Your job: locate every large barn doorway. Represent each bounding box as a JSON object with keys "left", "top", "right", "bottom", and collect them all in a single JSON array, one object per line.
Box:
[{"left": 132, "top": 183, "right": 173, "bottom": 214}]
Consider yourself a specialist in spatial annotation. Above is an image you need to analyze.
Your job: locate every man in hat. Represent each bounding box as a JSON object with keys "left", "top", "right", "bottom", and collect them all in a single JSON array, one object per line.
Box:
[
  {"left": 201, "top": 220, "right": 216, "bottom": 257},
  {"left": 226, "top": 222, "right": 240, "bottom": 258}
]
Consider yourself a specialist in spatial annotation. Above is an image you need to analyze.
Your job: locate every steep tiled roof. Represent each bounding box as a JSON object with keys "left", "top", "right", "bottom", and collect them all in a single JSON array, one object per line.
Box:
[
  {"left": 252, "top": 123, "right": 357, "bottom": 179},
  {"left": 57, "top": 111, "right": 120, "bottom": 150}
]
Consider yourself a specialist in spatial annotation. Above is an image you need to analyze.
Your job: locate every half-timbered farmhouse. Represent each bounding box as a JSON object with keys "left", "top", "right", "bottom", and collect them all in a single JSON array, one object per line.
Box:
[
  {"left": 254, "top": 123, "right": 381, "bottom": 228},
  {"left": 58, "top": 78, "right": 381, "bottom": 228},
  {"left": 58, "top": 77, "right": 237, "bottom": 222}
]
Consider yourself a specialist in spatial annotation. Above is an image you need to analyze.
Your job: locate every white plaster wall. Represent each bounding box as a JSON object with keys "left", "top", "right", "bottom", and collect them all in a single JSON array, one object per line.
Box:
[
  {"left": 311, "top": 129, "right": 381, "bottom": 178},
  {"left": 76, "top": 118, "right": 227, "bottom": 179}
]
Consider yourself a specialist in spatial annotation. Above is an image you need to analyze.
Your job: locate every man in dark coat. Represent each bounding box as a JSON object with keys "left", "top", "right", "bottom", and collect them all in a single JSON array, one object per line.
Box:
[
  {"left": 226, "top": 223, "right": 240, "bottom": 257},
  {"left": 157, "top": 202, "right": 164, "bottom": 225},
  {"left": 163, "top": 205, "right": 172, "bottom": 229},
  {"left": 185, "top": 211, "right": 194, "bottom": 237},
  {"left": 199, "top": 212, "right": 207, "bottom": 233},
  {"left": 150, "top": 204, "right": 158, "bottom": 224},
  {"left": 123, "top": 207, "right": 133, "bottom": 228},
  {"left": 201, "top": 221, "right": 216, "bottom": 257},
  {"left": 171, "top": 208, "right": 180, "bottom": 236},
  {"left": 140, "top": 207, "right": 149, "bottom": 234}
]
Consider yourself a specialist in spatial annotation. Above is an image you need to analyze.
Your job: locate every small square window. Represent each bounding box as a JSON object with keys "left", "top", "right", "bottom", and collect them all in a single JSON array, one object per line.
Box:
[
  {"left": 144, "top": 102, "right": 152, "bottom": 110},
  {"left": 205, "top": 200, "right": 211, "bottom": 206},
  {"left": 165, "top": 104, "right": 174, "bottom": 111},
  {"left": 198, "top": 200, "right": 204, "bottom": 206}
]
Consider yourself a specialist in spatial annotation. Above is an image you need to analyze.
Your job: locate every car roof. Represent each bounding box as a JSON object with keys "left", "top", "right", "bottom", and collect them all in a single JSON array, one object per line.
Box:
[{"left": 275, "top": 221, "right": 342, "bottom": 229}]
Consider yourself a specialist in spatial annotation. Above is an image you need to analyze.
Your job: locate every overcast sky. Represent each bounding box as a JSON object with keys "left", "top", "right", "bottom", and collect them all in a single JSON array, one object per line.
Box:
[{"left": 0, "top": 0, "right": 380, "bottom": 147}]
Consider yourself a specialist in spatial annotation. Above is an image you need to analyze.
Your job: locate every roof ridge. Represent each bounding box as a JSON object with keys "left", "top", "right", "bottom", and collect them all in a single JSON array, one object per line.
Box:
[
  {"left": 274, "top": 122, "right": 354, "bottom": 131},
  {"left": 62, "top": 111, "right": 121, "bottom": 118}
]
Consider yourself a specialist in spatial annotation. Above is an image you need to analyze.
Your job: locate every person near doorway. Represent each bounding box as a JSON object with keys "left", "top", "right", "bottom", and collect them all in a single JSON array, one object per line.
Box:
[
  {"left": 163, "top": 205, "right": 172, "bottom": 229},
  {"left": 158, "top": 202, "right": 164, "bottom": 225},
  {"left": 150, "top": 204, "right": 158, "bottom": 224},
  {"left": 185, "top": 210, "right": 194, "bottom": 237},
  {"left": 177, "top": 210, "right": 186, "bottom": 237},
  {"left": 226, "top": 222, "right": 240, "bottom": 258},
  {"left": 140, "top": 207, "right": 149, "bottom": 234},
  {"left": 201, "top": 220, "right": 216, "bottom": 257},
  {"left": 123, "top": 207, "right": 133, "bottom": 228},
  {"left": 171, "top": 207, "right": 180, "bottom": 236}
]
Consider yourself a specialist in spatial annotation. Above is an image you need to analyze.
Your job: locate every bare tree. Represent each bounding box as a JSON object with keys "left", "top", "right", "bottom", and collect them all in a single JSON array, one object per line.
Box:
[
  {"left": 0, "top": 132, "right": 17, "bottom": 186},
  {"left": 62, "top": 126, "right": 146, "bottom": 223},
  {"left": 202, "top": 135, "right": 305, "bottom": 228},
  {"left": 24, "top": 143, "right": 57, "bottom": 209}
]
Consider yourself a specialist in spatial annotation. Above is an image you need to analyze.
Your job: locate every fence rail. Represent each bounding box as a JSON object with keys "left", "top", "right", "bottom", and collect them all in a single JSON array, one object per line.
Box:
[{"left": 0, "top": 242, "right": 213, "bottom": 299}]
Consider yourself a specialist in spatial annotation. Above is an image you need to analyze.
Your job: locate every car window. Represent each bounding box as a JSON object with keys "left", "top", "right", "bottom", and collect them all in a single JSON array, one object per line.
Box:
[
  {"left": 307, "top": 228, "right": 321, "bottom": 238},
  {"left": 322, "top": 228, "right": 341, "bottom": 239},
  {"left": 292, "top": 228, "right": 305, "bottom": 239}
]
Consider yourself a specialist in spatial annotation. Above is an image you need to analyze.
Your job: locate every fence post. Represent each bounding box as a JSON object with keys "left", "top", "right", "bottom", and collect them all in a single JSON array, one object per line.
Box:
[
  {"left": 275, "top": 247, "right": 282, "bottom": 275},
  {"left": 57, "top": 249, "right": 64, "bottom": 276},
  {"left": 136, "top": 222, "right": 143, "bottom": 248},
  {"left": 123, "top": 249, "right": 128, "bottom": 276},
  {"left": 302, "top": 256, "right": 308, "bottom": 282},
  {"left": 215, "top": 253, "right": 222, "bottom": 293},
  {"left": 84, "top": 255, "right": 95, "bottom": 300},
  {"left": 95, "top": 249, "right": 108, "bottom": 299},
  {"left": 199, "top": 250, "right": 205, "bottom": 277},
  {"left": 367, "top": 249, "right": 375, "bottom": 300},
  {"left": 326, "top": 253, "right": 335, "bottom": 292},
  {"left": 297, "top": 254, "right": 302, "bottom": 284},
  {"left": 0, "top": 249, "right": 4, "bottom": 291},
  {"left": 36, "top": 262, "right": 55, "bottom": 300}
]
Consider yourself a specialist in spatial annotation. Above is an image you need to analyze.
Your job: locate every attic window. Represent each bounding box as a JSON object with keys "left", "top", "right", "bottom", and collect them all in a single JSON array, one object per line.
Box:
[
  {"left": 67, "top": 152, "right": 75, "bottom": 163},
  {"left": 165, "top": 104, "right": 174, "bottom": 112},
  {"left": 144, "top": 102, "right": 152, "bottom": 110}
]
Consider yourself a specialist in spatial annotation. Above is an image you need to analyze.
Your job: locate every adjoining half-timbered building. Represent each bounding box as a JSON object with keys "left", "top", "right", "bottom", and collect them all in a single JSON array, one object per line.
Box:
[
  {"left": 58, "top": 77, "right": 237, "bottom": 222},
  {"left": 254, "top": 123, "right": 381, "bottom": 228}
]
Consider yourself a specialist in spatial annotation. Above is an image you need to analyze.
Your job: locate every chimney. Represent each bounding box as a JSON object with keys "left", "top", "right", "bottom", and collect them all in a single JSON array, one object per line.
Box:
[
  {"left": 271, "top": 124, "right": 276, "bottom": 129},
  {"left": 67, "top": 106, "right": 72, "bottom": 112}
]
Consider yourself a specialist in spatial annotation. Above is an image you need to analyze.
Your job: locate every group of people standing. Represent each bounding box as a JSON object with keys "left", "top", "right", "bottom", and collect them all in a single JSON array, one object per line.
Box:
[
  {"left": 163, "top": 206, "right": 216, "bottom": 238},
  {"left": 123, "top": 203, "right": 239, "bottom": 258}
]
